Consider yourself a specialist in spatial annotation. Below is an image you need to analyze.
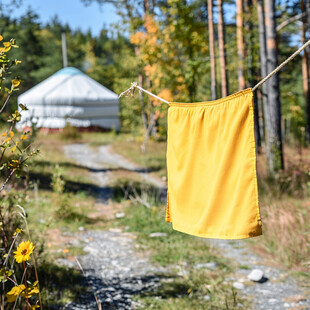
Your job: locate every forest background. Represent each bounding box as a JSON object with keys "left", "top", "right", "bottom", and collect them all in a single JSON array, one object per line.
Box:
[
  {"left": 1, "top": 0, "right": 309, "bottom": 153},
  {"left": 0, "top": 0, "right": 310, "bottom": 308}
]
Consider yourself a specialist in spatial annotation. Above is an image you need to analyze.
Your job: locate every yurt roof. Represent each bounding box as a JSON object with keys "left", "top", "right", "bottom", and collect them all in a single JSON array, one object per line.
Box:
[{"left": 18, "top": 67, "right": 118, "bottom": 106}]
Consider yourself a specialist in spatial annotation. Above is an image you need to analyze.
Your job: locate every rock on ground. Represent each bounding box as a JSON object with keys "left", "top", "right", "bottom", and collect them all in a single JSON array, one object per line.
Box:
[{"left": 209, "top": 239, "right": 310, "bottom": 310}]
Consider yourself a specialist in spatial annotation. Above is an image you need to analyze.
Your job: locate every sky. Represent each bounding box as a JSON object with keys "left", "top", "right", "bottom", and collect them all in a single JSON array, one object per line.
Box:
[{"left": 10, "top": 0, "right": 121, "bottom": 37}]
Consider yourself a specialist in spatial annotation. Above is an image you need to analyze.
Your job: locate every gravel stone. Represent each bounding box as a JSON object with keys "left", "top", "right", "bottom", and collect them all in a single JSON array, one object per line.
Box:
[
  {"left": 195, "top": 262, "right": 218, "bottom": 270},
  {"left": 248, "top": 269, "right": 265, "bottom": 282},
  {"left": 115, "top": 212, "right": 125, "bottom": 219},
  {"left": 149, "top": 232, "right": 168, "bottom": 237},
  {"left": 233, "top": 282, "right": 245, "bottom": 290}
]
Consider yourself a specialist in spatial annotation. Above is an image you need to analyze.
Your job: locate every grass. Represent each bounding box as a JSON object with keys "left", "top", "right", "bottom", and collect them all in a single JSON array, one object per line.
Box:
[
  {"left": 250, "top": 146, "right": 310, "bottom": 277},
  {"left": 112, "top": 183, "right": 250, "bottom": 309},
  {"left": 7, "top": 132, "right": 114, "bottom": 307},
  {"left": 110, "top": 137, "right": 310, "bottom": 275},
  {"left": 111, "top": 138, "right": 167, "bottom": 177},
  {"left": 3, "top": 131, "right": 309, "bottom": 307},
  {"left": 250, "top": 197, "right": 310, "bottom": 271}
]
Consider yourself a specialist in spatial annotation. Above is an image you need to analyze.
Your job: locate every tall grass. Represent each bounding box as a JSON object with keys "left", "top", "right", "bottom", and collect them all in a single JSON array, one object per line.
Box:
[
  {"left": 258, "top": 199, "right": 310, "bottom": 268},
  {"left": 255, "top": 147, "right": 310, "bottom": 271}
]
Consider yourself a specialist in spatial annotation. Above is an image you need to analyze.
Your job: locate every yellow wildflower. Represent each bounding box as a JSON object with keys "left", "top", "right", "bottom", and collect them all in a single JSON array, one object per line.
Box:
[
  {"left": 14, "top": 241, "right": 34, "bottom": 263},
  {"left": 20, "top": 134, "right": 27, "bottom": 140},
  {"left": 3, "top": 131, "right": 14, "bottom": 143},
  {"left": 22, "top": 281, "right": 39, "bottom": 298},
  {"left": 6, "top": 281, "right": 39, "bottom": 303},
  {"left": 13, "top": 228, "right": 22, "bottom": 236},
  {"left": 6, "top": 284, "right": 26, "bottom": 303},
  {"left": 9, "top": 159, "right": 21, "bottom": 169},
  {"left": 11, "top": 79, "right": 21, "bottom": 88}
]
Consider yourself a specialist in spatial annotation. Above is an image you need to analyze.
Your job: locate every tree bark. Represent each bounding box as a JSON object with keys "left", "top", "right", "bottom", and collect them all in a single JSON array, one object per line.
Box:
[
  {"left": 236, "top": 0, "right": 245, "bottom": 90},
  {"left": 144, "top": 0, "right": 150, "bottom": 15},
  {"left": 138, "top": 69, "right": 148, "bottom": 134},
  {"left": 257, "top": 0, "right": 269, "bottom": 154},
  {"left": 217, "top": 0, "right": 228, "bottom": 97},
  {"left": 303, "top": 0, "right": 310, "bottom": 144},
  {"left": 208, "top": 0, "right": 217, "bottom": 100},
  {"left": 245, "top": 0, "right": 261, "bottom": 152},
  {"left": 264, "top": 0, "right": 284, "bottom": 173}
]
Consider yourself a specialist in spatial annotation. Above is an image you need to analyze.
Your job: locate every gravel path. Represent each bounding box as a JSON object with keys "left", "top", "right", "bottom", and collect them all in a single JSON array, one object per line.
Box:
[
  {"left": 208, "top": 239, "right": 310, "bottom": 310},
  {"left": 63, "top": 144, "right": 167, "bottom": 309},
  {"left": 64, "top": 230, "right": 166, "bottom": 309},
  {"left": 62, "top": 143, "right": 309, "bottom": 310}
]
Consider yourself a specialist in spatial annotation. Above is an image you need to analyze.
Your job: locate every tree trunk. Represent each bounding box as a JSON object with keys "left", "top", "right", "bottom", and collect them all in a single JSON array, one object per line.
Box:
[
  {"left": 264, "top": 0, "right": 284, "bottom": 173},
  {"left": 236, "top": 0, "right": 245, "bottom": 90},
  {"left": 217, "top": 0, "right": 228, "bottom": 97},
  {"left": 257, "top": 0, "right": 268, "bottom": 151},
  {"left": 208, "top": 0, "right": 217, "bottom": 100},
  {"left": 138, "top": 70, "right": 148, "bottom": 134},
  {"left": 245, "top": 0, "right": 261, "bottom": 152},
  {"left": 303, "top": 0, "right": 310, "bottom": 144},
  {"left": 144, "top": 0, "right": 150, "bottom": 15}
]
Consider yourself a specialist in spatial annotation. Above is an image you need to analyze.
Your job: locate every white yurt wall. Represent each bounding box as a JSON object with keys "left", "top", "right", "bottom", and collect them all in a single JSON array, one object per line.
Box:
[{"left": 17, "top": 67, "right": 120, "bottom": 130}]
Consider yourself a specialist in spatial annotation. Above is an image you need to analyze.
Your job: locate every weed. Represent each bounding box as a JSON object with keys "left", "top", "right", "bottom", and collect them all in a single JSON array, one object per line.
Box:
[
  {"left": 60, "top": 122, "right": 81, "bottom": 140},
  {"left": 254, "top": 198, "right": 310, "bottom": 269}
]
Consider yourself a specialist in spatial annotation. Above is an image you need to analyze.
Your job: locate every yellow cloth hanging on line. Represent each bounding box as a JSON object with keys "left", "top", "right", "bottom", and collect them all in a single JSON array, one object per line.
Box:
[{"left": 166, "top": 88, "right": 262, "bottom": 239}]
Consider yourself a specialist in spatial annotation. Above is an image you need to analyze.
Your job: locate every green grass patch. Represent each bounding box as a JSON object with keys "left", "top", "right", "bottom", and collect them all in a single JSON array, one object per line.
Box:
[
  {"left": 112, "top": 139, "right": 167, "bottom": 177},
  {"left": 114, "top": 200, "right": 250, "bottom": 309}
]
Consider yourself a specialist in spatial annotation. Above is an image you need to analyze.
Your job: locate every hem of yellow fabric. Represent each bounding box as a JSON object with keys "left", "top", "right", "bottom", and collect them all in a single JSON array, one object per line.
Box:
[
  {"left": 165, "top": 191, "right": 171, "bottom": 222},
  {"left": 249, "top": 95, "right": 263, "bottom": 229},
  {"left": 170, "top": 222, "right": 263, "bottom": 240},
  {"left": 169, "top": 88, "right": 253, "bottom": 107}
]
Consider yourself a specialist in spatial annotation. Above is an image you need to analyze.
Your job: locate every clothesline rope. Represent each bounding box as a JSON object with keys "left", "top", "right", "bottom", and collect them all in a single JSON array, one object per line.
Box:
[
  {"left": 119, "top": 82, "right": 170, "bottom": 104},
  {"left": 119, "top": 39, "right": 310, "bottom": 104},
  {"left": 252, "top": 39, "right": 310, "bottom": 91}
]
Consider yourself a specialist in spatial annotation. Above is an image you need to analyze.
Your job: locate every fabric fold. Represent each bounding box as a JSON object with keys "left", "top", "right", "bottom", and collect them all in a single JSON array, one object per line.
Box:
[{"left": 166, "top": 88, "right": 262, "bottom": 239}]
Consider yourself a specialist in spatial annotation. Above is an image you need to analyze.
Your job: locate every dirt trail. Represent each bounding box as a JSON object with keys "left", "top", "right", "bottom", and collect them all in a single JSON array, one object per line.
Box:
[
  {"left": 62, "top": 144, "right": 166, "bottom": 309},
  {"left": 62, "top": 143, "right": 309, "bottom": 310}
]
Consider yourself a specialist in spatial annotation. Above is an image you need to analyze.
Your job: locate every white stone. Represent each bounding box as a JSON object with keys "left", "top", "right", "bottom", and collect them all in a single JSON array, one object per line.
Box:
[
  {"left": 115, "top": 212, "right": 125, "bottom": 218},
  {"left": 268, "top": 298, "right": 278, "bottom": 304},
  {"left": 109, "top": 228, "right": 122, "bottom": 233},
  {"left": 78, "top": 226, "right": 85, "bottom": 231},
  {"left": 233, "top": 282, "right": 245, "bottom": 290},
  {"left": 195, "top": 262, "right": 218, "bottom": 270},
  {"left": 247, "top": 269, "right": 264, "bottom": 282},
  {"left": 203, "top": 295, "right": 211, "bottom": 301},
  {"left": 149, "top": 232, "right": 168, "bottom": 237}
]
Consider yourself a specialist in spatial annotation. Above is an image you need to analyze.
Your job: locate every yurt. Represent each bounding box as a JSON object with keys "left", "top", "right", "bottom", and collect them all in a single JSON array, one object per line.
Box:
[{"left": 17, "top": 67, "right": 120, "bottom": 131}]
